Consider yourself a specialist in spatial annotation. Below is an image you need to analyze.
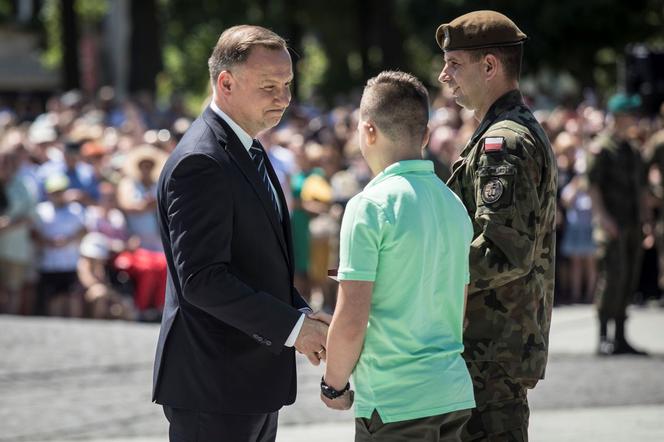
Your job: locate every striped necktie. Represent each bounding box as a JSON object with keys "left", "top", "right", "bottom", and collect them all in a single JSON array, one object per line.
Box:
[{"left": 249, "top": 140, "right": 280, "bottom": 218}]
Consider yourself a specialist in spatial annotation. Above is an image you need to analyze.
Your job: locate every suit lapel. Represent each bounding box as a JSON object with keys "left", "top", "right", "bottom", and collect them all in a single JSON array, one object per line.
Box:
[{"left": 202, "top": 107, "right": 290, "bottom": 266}]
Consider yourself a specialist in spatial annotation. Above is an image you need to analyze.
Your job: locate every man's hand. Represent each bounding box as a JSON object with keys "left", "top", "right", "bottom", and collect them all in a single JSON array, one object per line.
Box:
[
  {"left": 294, "top": 316, "right": 329, "bottom": 366},
  {"left": 320, "top": 390, "right": 354, "bottom": 410}
]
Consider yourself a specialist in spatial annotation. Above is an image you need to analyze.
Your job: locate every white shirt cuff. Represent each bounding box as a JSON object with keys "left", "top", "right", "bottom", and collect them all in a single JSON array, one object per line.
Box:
[{"left": 284, "top": 313, "right": 306, "bottom": 347}]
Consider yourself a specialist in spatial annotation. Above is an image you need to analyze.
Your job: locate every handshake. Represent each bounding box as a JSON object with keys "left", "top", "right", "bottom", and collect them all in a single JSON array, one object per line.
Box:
[
  {"left": 294, "top": 311, "right": 332, "bottom": 365},
  {"left": 293, "top": 310, "right": 354, "bottom": 411}
]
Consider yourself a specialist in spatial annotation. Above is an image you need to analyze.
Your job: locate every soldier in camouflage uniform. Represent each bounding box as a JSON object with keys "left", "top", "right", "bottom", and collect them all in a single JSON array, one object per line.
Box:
[
  {"left": 643, "top": 127, "right": 664, "bottom": 298},
  {"left": 587, "top": 93, "right": 648, "bottom": 356},
  {"left": 436, "top": 11, "right": 557, "bottom": 441}
]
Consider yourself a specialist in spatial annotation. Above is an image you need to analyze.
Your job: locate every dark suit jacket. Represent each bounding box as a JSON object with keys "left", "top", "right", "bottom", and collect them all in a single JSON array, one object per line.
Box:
[{"left": 152, "top": 106, "right": 309, "bottom": 414}]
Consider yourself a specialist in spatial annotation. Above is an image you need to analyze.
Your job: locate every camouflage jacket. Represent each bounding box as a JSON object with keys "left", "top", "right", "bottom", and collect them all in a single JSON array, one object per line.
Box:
[
  {"left": 587, "top": 131, "right": 644, "bottom": 228},
  {"left": 447, "top": 90, "right": 557, "bottom": 385}
]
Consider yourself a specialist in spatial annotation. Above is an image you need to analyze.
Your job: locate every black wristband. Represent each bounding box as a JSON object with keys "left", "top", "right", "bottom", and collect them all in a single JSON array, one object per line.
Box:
[{"left": 320, "top": 377, "right": 350, "bottom": 399}]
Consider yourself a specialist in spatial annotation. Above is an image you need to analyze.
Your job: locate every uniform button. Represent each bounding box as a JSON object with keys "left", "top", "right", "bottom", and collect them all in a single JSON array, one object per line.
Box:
[
  {"left": 265, "top": 340, "right": 272, "bottom": 346},
  {"left": 252, "top": 334, "right": 262, "bottom": 341}
]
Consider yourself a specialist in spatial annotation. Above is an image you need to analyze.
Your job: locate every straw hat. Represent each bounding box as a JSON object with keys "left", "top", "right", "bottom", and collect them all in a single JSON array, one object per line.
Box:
[
  {"left": 28, "top": 122, "right": 57, "bottom": 145},
  {"left": 122, "top": 144, "right": 168, "bottom": 181}
]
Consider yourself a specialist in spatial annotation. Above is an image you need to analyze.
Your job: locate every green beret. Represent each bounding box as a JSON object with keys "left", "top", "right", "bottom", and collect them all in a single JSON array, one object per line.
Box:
[
  {"left": 436, "top": 10, "right": 527, "bottom": 52},
  {"left": 607, "top": 93, "right": 641, "bottom": 114}
]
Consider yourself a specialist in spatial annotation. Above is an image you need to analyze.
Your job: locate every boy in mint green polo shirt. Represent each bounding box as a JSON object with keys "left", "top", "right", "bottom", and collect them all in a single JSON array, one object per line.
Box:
[{"left": 320, "top": 71, "right": 475, "bottom": 441}]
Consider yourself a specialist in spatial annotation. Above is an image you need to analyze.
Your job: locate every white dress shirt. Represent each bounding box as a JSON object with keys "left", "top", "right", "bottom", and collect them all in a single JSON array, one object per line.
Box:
[
  {"left": 209, "top": 101, "right": 283, "bottom": 218},
  {"left": 209, "top": 101, "right": 305, "bottom": 347}
]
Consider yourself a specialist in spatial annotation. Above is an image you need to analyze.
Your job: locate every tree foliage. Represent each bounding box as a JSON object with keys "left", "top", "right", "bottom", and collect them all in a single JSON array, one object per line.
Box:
[
  {"left": 159, "top": 0, "right": 663, "bottom": 107},
  {"left": 9, "top": 0, "right": 664, "bottom": 106}
]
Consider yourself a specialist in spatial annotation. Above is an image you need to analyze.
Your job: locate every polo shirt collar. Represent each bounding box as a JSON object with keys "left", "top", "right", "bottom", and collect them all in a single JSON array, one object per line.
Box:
[
  {"left": 210, "top": 99, "right": 253, "bottom": 153},
  {"left": 366, "top": 160, "right": 434, "bottom": 189}
]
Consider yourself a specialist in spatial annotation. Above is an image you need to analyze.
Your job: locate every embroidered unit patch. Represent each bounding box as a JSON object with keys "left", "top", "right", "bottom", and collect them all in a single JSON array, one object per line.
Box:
[{"left": 482, "top": 178, "right": 504, "bottom": 203}]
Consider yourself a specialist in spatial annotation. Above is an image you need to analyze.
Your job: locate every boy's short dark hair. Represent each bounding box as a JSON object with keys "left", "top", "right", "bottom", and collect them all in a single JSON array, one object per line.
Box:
[{"left": 361, "top": 71, "right": 430, "bottom": 146}]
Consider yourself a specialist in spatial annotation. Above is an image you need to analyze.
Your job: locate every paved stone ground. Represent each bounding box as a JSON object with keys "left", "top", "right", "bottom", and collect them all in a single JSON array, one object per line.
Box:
[{"left": 0, "top": 304, "right": 662, "bottom": 441}]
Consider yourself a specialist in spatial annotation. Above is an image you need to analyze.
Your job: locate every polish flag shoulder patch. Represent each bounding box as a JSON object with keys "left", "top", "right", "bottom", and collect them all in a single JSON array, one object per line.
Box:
[{"left": 483, "top": 137, "right": 505, "bottom": 153}]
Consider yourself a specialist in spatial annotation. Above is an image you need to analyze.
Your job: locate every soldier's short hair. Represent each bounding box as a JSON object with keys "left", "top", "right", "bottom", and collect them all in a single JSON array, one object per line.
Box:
[
  {"left": 208, "top": 25, "right": 287, "bottom": 83},
  {"left": 360, "top": 71, "right": 430, "bottom": 146},
  {"left": 469, "top": 44, "right": 523, "bottom": 81}
]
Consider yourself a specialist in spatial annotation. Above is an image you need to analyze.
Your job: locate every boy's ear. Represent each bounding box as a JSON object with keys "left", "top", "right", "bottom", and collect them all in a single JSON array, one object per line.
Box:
[
  {"left": 363, "top": 121, "right": 378, "bottom": 145},
  {"left": 421, "top": 125, "right": 431, "bottom": 149}
]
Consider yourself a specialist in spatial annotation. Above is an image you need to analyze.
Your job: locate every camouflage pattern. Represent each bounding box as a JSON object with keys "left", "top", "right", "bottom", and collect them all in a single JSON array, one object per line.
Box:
[
  {"left": 587, "top": 132, "right": 644, "bottom": 227},
  {"left": 587, "top": 131, "right": 645, "bottom": 320},
  {"left": 643, "top": 129, "right": 664, "bottom": 289},
  {"left": 462, "top": 362, "right": 529, "bottom": 441},
  {"left": 593, "top": 225, "right": 642, "bottom": 320},
  {"left": 447, "top": 90, "right": 557, "bottom": 385}
]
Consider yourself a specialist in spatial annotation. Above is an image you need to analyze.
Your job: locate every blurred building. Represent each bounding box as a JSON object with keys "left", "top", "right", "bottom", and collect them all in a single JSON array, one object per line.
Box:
[{"left": 0, "top": 0, "right": 59, "bottom": 111}]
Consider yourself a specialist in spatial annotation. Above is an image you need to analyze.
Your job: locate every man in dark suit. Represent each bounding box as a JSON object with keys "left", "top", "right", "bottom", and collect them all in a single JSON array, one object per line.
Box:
[{"left": 152, "top": 25, "right": 330, "bottom": 441}]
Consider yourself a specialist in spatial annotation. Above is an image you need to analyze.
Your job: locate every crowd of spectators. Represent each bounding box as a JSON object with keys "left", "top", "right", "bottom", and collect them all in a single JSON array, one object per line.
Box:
[
  {"left": 546, "top": 100, "right": 664, "bottom": 306},
  {"left": 0, "top": 89, "right": 180, "bottom": 320},
  {"left": 0, "top": 85, "right": 663, "bottom": 321}
]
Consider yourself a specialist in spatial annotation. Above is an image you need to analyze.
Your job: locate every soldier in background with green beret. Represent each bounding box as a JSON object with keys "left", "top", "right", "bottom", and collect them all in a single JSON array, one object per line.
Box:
[
  {"left": 436, "top": 10, "right": 557, "bottom": 441},
  {"left": 587, "top": 93, "right": 649, "bottom": 356}
]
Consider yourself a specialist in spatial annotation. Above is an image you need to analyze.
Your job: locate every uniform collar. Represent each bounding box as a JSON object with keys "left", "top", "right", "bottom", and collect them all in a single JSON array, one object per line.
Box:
[
  {"left": 486, "top": 89, "right": 524, "bottom": 115},
  {"left": 461, "top": 89, "right": 525, "bottom": 159},
  {"left": 473, "top": 90, "right": 523, "bottom": 139},
  {"left": 210, "top": 99, "right": 253, "bottom": 152},
  {"left": 448, "top": 90, "right": 526, "bottom": 185},
  {"left": 365, "top": 160, "right": 434, "bottom": 189}
]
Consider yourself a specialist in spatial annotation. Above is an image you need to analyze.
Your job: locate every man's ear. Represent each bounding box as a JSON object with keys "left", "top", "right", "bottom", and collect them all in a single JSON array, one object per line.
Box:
[
  {"left": 483, "top": 54, "right": 498, "bottom": 81},
  {"left": 217, "top": 70, "right": 233, "bottom": 96}
]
